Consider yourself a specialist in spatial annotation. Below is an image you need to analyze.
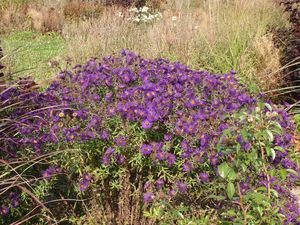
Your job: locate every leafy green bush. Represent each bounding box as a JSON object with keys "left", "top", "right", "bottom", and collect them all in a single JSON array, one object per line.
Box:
[{"left": 1, "top": 51, "right": 299, "bottom": 224}]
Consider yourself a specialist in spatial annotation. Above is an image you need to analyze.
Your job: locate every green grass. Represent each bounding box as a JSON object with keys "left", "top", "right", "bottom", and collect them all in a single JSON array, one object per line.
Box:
[{"left": 2, "top": 30, "right": 66, "bottom": 83}]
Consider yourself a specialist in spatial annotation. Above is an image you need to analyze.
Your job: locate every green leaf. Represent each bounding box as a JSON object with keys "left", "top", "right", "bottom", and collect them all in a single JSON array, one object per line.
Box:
[
  {"left": 227, "top": 169, "right": 237, "bottom": 181},
  {"left": 270, "top": 189, "right": 279, "bottom": 198},
  {"left": 241, "top": 164, "right": 247, "bottom": 172},
  {"left": 227, "top": 182, "right": 235, "bottom": 199},
  {"left": 274, "top": 146, "right": 285, "bottom": 152},
  {"left": 251, "top": 192, "right": 267, "bottom": 204},
  {"left": 265, "top": 130, "right": 274, "bottom": 142},
  {"left": 266, "top": 147, "right": 276, "bottom": 160},
  {"left": 270, "top": 148, "right": 276, "bottom": 160},
  {"left": 226, "top": 210, "right": 236, "bottom": 217},
  {"left": 279, "top": 169, "right": 288, "bottom": 180},
  {"left": 206, "top": 195, "right": 226, "bottom": 201},
  {"left": 241, "top": 129, "right": 248, "bottom": 140},
  {"left": 255, "top": 186, "right": 267, "bottom": 192},
  {"left": 286, "top": 169, "right": 299, "bottom": 176},
  {"left": 218, "top": 162, "right": 230, "bottom": 178},
  {"left": 265, "top": 103, "right": 273, "bottom": 111},
  {"left": 217, "top": 129, "right": 231, "bottom": 152}
]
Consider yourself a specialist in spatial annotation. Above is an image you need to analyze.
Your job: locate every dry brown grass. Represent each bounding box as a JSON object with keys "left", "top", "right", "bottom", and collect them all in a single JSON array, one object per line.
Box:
[
  {"left": 26, "top": 7, "right": 64, "bottom": 33},
  {"left": 0, "top": 4, "right": 30, "bottom": 33},
  {"left": 63, "top": 0, "right": 104, "bottom": 19},
  {"left": 62, "top": 0, "right": 289, "bottom": 93},
  {"left": 0, "top": 1, "right": 64, "bottom": 34},
  {"left": 0, "top": 0, "right": 290, "bottom": 92},
  {"left": 252, "top": 34, "right": 283, "bottom": 92}
]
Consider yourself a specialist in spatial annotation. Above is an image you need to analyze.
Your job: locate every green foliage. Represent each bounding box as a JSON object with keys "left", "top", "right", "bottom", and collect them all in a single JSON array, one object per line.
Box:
[
  {"left": 295, "top": 114, "right": 300, "bottom": 133},
  {"left": 2, "top": 31, "right": 66, "bottom": 83}
]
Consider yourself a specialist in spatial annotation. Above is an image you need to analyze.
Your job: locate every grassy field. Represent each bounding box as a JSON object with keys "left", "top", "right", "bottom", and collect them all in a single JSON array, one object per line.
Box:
[
  {"left": 0, "top": 0, "right": 290, "bottom": 93},
  {"left": 2, "top": 31, "right": 65, "bottom": 82}
]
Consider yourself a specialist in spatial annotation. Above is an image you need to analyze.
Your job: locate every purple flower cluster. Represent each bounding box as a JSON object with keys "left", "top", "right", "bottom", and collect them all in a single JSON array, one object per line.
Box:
[
  {"left": 1, "top": 50, "right": 299, "bottom": 222},
  {"left": 102, "top": 147, "right": 126, "bottom": 166},
  {"left": 41, "top": 166, "right": 61, "bottom": 180},
  {"left": 0, "top": 192, "right": 20, "bottom": 217},
  {"left": 79, "top": 173, "right": 92, "bottom": 192}
]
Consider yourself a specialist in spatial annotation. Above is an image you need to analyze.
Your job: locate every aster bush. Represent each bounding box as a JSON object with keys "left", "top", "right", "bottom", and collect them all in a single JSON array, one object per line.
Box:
[{"left": 1, "top": 50, "right": 300, "bottom": 224}]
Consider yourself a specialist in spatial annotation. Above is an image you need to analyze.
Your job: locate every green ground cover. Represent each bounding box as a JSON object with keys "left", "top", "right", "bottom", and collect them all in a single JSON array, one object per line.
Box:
[{"left": 2, "top": 30, "right": 66, "bottom": 82}]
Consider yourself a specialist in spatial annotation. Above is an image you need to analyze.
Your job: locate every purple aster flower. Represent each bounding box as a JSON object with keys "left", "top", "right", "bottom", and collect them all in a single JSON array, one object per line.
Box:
[
  {"left": 79, "top": 173, "right": 92, "bottom": 192},
  {"left": 115, "top": 135, "right": 127, "bottom": 147},
  {"left": 82, "top": 173, "right": 92, "bottom": 182},
  {"left": 107, "top": 107, "right": 116, "bottom": 116},
  {"left": 184, "top": 123, "right": 197, "bottom": 134},
  {"left": 80, "top": 131, "right": 96, "bottom": 141},
  {"left": 79, "top": 180, "right": 90, "bottom": 192},
  {"left": 144, "top": 181, "right": 153, "bottom": 191},
  {"left": 181, "top": 150, "right": 192, "bottom": 159},
  {"left": 146, "top": 110, "right": 159, "bottom": 122},
  {"left": 181, "top": 140, "right": 190, "bottom": 150},
  {"left": 141, "top": 119, "right": 153, "bottom": 129},
  {"left": 105, "top": 147, "right": 115, "bottom": 156},
  {"left": 218, "top": 123, "right": 229, "bottom": 132},
  {"left": 210, "top": 155, "right": 218, "bottom": 166},
  {"left": 164, "top": 133, "right": 173, "bottom": 141},
  {"left": 102, "top": 155, "right": 111, "bottom": 166},
  {"left": 152, "top": 142, "right": 163, "bottom": 151},
  {"left": 168, "top": 189, "right": 176, "bottom": 198},
  {"left": 100, "top": 130, "right": 110, "bottom": 140},
  {"left": 41, "top": 166, "right": 61, "bottom": 180},
  {"left": 155, "top": 179, "right": 165, "bottom": 189},
  {"left": 166, "top": 153, "right": 176, "bottom": 166},
  {"left": 199, "top": 172, "right": 210, "bottom": 183},
  {"left": 259, "top": 175, "right": 275, "bottom": 188},
  {"left": 156, "top": 151, "right": 166, "bottom": 161},
  {"left": 176, "top": 181, "right": 188, "bottom": 193},
  {"left": 200, "top": 134, "right": 211, "bottom": 147},
  {"left": 9, "top": 192, "right": 20, "bottom": 208},
  {"left": 282, "top": 159, "right": 297, "bottom": 169},
  {"left": 182, "top": 161, "right": 193, "bottom": 173},
  {"left": 143, "top": 192, "right": 155, "bottom": 203},
  {"left": 92, "top": 94, "right": 100, "bottom": 101},
  {"left": 105, "top": 92, "right": 113, "bottom": 102},
  {"left": 0, "top": 205, "right": 9, "bottom": 217},
  {"left": 76, "top": 109, "right": 89, "bottom": 120},
  {"left": 242, "top": 142, "right": 252, "bottom": 151},
  {"left": 239, "top": 181, "right": 249, "bottom": 194},
  {"left": 186, "top": 98, "right": 199, "bottom": 108},
  {"left": 141, "top": 144, "right": 152, "bottom": 155},
  {"left": 115, "top": 154, "right": 126, "bottom": 165},
  {"left": 87, "top": 115, "right": 101, "bottom": 129},
  {"left": 102, "top": 147, "right": 115, "bottom": 166}
]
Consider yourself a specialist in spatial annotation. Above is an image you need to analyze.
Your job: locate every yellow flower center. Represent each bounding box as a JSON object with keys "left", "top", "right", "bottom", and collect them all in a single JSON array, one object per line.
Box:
[{"left": 58, "top": 112, "right": 65, "bottom": 118}]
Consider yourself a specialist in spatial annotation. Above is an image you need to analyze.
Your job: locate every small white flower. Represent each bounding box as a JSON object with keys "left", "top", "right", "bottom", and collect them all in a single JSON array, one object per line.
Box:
[
  {"left": 133, "top": 17, "right": 140, "bottom": 22},
  {"left": 148, "top": 15, "right": 154, "bottom": 20},
  {"left": 247, "top": 116, "right": 254, "bottom": 122},
  {"left": 129, "top": 7, "right": 138, "bottom": 13},
  {"left": 141, "top": 6, "right": 149, "bottom": 12},
  {"left": 172, "top": 16, "right": 177, "bottom": 21},
  {"left": 117, "top": 12, "right": 123, "bottom": 17}
]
